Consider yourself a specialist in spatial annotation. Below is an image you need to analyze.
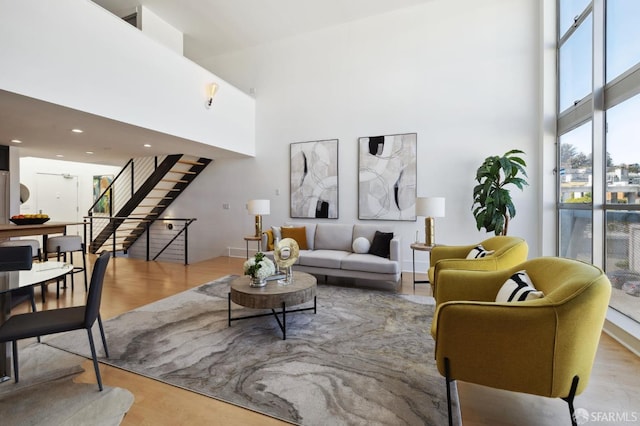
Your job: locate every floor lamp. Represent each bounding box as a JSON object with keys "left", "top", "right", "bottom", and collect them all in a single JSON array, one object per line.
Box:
[{"left": 416, "top": 197, "right": 445, "bottom": 246}]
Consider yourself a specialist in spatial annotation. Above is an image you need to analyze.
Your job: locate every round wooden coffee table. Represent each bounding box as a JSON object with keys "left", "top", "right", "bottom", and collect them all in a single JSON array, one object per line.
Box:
[{"left": 228, "top": 271, "right": 317, "bottom": 340}]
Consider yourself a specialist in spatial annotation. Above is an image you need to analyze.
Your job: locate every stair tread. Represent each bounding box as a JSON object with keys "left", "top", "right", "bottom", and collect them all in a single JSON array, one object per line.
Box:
[
  {"left": 178, "top": 159, "right": 204, "bottom": 166},
  {"left": 161, "top": 179, "right": 188, "bottom": 183}
]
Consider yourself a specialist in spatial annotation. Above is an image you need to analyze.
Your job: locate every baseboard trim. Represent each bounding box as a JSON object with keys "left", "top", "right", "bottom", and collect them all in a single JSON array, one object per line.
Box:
[{"left": 603, "top": 308, "right": 640, "bottom": 358}]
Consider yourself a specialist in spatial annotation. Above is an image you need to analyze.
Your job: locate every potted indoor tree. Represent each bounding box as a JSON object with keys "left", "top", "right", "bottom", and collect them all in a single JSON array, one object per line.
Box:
[{"left": 472, "top": 149, "right": 528, "bottom": 236}]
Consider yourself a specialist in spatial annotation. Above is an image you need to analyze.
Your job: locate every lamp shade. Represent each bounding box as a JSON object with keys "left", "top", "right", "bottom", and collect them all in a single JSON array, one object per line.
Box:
[
  {"left": 416, "top": 197, "right": 445, "bottom": 218},
  {"left": 248, "top": 199, "right": 270, "bottom": 215}
]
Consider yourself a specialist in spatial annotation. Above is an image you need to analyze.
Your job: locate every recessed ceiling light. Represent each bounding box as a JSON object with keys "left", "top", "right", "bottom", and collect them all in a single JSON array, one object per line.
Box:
[
  {"left": 143, "top": 144, "right": 151, "bottom": 148},
  {"left": 86, "top": 151, "right": 94, "bottom": 154},
  {"left": 71, "top": 128, "right": 83, "bottom": 133},
  {"left": 10, "top": 139, "right": 22, "bottom": 144},
  {"left": 56, "top": 154, "right": 64, "bottom": 158}
]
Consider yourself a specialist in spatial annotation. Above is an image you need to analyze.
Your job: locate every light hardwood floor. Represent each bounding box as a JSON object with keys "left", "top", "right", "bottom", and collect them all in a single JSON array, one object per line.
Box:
[{"left": 15, "top": 255, "right": 640, "bottom": 425}]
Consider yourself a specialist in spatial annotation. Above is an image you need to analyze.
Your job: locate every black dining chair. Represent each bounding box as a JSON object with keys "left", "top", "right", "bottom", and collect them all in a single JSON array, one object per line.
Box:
[
  {"left": 0, "top": 246, "right": 37, "bottom": 314},
  {"left": 0, "top": 250, "right": 111, "bottom": 391}
]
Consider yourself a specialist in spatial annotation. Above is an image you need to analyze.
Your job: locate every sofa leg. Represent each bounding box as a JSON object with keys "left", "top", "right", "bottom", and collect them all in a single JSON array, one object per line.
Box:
[
  {"left": 445, "top": 357, "right": 453, "bottom": 426},
  {"left": 562, "top": 375, "right": 579, "bottom": 426}
]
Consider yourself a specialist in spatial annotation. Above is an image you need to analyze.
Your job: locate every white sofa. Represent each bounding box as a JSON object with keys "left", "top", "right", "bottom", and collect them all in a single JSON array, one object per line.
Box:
[{"left": 262, "top": 222, "right": 401, "bottom": 291}]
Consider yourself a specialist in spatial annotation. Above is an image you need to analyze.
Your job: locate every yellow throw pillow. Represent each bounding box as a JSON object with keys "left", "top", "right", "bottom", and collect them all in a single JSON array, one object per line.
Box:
[
  {"left": 264, "top": 229, "right": 274, "bottom": 251},
  {"left": 281, "top": 226, "right": 308, "bottom": 250}
]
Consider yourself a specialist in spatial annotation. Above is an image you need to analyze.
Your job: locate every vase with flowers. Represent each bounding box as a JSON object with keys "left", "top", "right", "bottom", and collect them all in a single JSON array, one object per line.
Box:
[{"left": 243, "top": 252, "right": 276, "bottom": 287}]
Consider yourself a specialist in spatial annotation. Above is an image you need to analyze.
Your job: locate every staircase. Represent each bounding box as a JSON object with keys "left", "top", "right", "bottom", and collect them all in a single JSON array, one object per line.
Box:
[{"left": 88, "top": 154, "right": 212, "bottom": 255}]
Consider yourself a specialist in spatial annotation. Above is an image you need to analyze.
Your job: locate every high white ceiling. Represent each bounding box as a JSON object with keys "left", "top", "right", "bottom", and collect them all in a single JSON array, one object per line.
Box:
[{"left": 2, "top": 0, "right": 433, "bottom": 166}]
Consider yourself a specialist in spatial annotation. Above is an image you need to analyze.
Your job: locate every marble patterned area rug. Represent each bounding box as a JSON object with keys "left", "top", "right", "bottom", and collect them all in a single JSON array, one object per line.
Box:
[
  {"left": 45, "top": 275, "right": 461, "bottom": 425},
  {"left": 0, "top": 343, "right": 134, "bottom": 425}
]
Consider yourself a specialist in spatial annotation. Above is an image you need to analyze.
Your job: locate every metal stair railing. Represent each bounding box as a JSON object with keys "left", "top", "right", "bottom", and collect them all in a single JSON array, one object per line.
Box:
[
  {"left": 83, "top": 216, "right": 196, "bottom": 264},
  {"left": 87, "top": 156, "right": 167, "bottom": 243},
  {"left": 86, "top": 154, "right": 211, "bottom": 261},
  {"left": 89, "top": 154, "right": 184, "bottom": 253}
]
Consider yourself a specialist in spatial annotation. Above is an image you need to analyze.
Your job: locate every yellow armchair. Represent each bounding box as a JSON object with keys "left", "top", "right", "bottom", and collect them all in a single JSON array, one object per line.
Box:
[
  {"left": 431, "top": 257, "right": 611, "bottom": 425},
  {"left": 428, "top": 236, "right": 528, "bottom": 298}
]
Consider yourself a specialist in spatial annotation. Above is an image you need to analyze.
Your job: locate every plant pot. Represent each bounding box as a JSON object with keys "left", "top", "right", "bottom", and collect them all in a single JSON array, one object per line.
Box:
[{"left": 249, "top": 276, "right": 267, "bottom": 288}]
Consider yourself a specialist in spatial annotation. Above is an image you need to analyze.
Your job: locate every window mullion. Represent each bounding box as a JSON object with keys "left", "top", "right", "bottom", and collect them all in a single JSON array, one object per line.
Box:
[{"left": 591, "top": 0, "right": 605, "bottom": 268}]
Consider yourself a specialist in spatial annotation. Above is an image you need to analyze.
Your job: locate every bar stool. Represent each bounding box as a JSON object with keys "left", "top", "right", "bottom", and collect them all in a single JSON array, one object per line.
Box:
[{"left": 46, "top": 235, "right": 87, "bottom": 299}]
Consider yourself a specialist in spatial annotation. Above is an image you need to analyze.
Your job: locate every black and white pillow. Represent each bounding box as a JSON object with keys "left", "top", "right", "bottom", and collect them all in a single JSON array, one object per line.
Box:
[
  {"left": 466, "top": 245, "right": 495, "bottom": 259},
  {"left": 496, "top": 270, "right": 544, "bottom": 302}
]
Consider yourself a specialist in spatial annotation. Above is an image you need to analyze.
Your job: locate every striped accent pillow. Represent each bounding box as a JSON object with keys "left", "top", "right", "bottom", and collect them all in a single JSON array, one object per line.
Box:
[
  {"left": 466, "top": 245, "right": 495, "bottom": 259},
  {"left": 496, "top": 270, "right": 544, "bottom": 302}
]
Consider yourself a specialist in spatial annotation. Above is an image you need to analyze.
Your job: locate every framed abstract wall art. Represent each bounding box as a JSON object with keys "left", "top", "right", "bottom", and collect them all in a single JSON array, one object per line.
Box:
[
  {"left": 290, "top": 139, "right": 339, "bottom": 219},
  {"left": 358, "top": 133, "right": 417, "bottom": 221},
  {"left": 93, "top": 174, "right": 113, "bottom": 214}
]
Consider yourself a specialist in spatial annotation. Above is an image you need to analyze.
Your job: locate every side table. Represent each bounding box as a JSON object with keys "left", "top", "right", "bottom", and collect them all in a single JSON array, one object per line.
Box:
[
  {"left": 410, "top": 242, "right": 434, "bottom": 290},
  {"left": 244, "top": 236, "right": 262, "bottom": 259}
]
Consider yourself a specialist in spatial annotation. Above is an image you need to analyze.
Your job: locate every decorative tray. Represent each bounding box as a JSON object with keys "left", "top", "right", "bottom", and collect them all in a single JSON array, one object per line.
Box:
[{"left": 9, "top": 218, "right": 50, "bottom": 225}]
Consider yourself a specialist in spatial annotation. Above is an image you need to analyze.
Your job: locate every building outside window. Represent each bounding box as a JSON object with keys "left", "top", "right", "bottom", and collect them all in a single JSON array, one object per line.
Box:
[{"left": 557, "top": 0, "right": 640, "bottom": 325}]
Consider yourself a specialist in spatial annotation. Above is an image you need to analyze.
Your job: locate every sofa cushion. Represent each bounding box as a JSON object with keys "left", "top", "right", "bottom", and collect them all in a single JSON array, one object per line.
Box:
[
  {"left": 496, "top": 270, "right": 544, "bottom": 302},
  {"left": 271, "top": 226, "right": 282, "bottom": 241},
  {"left": 314, "top": 223, "right": 353, "bottom": 251},
  {"left": 284, "top": 223, "right": 316, "bottom": 250},
  {"left": 281, "top": 226, "right": 308, "bottom": 250},
  {"left": 298, "top": 250, "right": 350, "bottom": 269},
  {"left": 368, "top": 231, "right": 394, "bottom": 258},
  {"left": 341, "top": 253, "right": 400, "bottom": 274},
  {"left": 264, "top": 229, "right": 275, "bottom": 251},
  {"left": 352, "top": 237, "right": 371, "bottom": 254}
]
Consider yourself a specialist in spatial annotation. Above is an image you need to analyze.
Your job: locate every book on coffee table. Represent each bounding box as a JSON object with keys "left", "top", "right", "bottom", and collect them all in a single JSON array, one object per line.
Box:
[{"left": 266, "top": 273, "right": 286, "bottom": 281}]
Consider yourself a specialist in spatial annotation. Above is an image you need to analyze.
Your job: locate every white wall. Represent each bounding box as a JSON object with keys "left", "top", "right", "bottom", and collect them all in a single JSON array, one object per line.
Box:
[
  {"left": 170, "top": 0, "right": 543, "bottom": 270},
  {"left": 0, "top": 0, "right": 254, "bottom": 157},
  {"left": 18, "top": 156, "right": 120, "bottom": 237},
  {"left": 139, "top": 5, "right": 184, "bottom": 55}
]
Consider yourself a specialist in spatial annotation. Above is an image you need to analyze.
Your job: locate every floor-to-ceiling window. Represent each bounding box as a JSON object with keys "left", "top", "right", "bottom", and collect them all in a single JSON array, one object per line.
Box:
[{"left": 558, "top": 0, "right": 640, "bottom": 325}]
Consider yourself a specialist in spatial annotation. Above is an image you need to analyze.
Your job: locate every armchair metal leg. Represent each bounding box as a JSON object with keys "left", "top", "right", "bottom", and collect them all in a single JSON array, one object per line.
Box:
[
  {"left": 562, "top": 375, "right": 580, "bottom": 426},
  {"left": 86, "top": 329, "right": 104, "bottom": 391},
  {"left": 444, "top": 357, "right": 453, "bottom": 426}
]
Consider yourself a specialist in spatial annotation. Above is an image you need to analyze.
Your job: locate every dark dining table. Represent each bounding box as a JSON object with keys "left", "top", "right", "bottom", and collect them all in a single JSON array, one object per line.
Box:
[{"left": 0, "top": 261, "right": 72, "bottom": 381}]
